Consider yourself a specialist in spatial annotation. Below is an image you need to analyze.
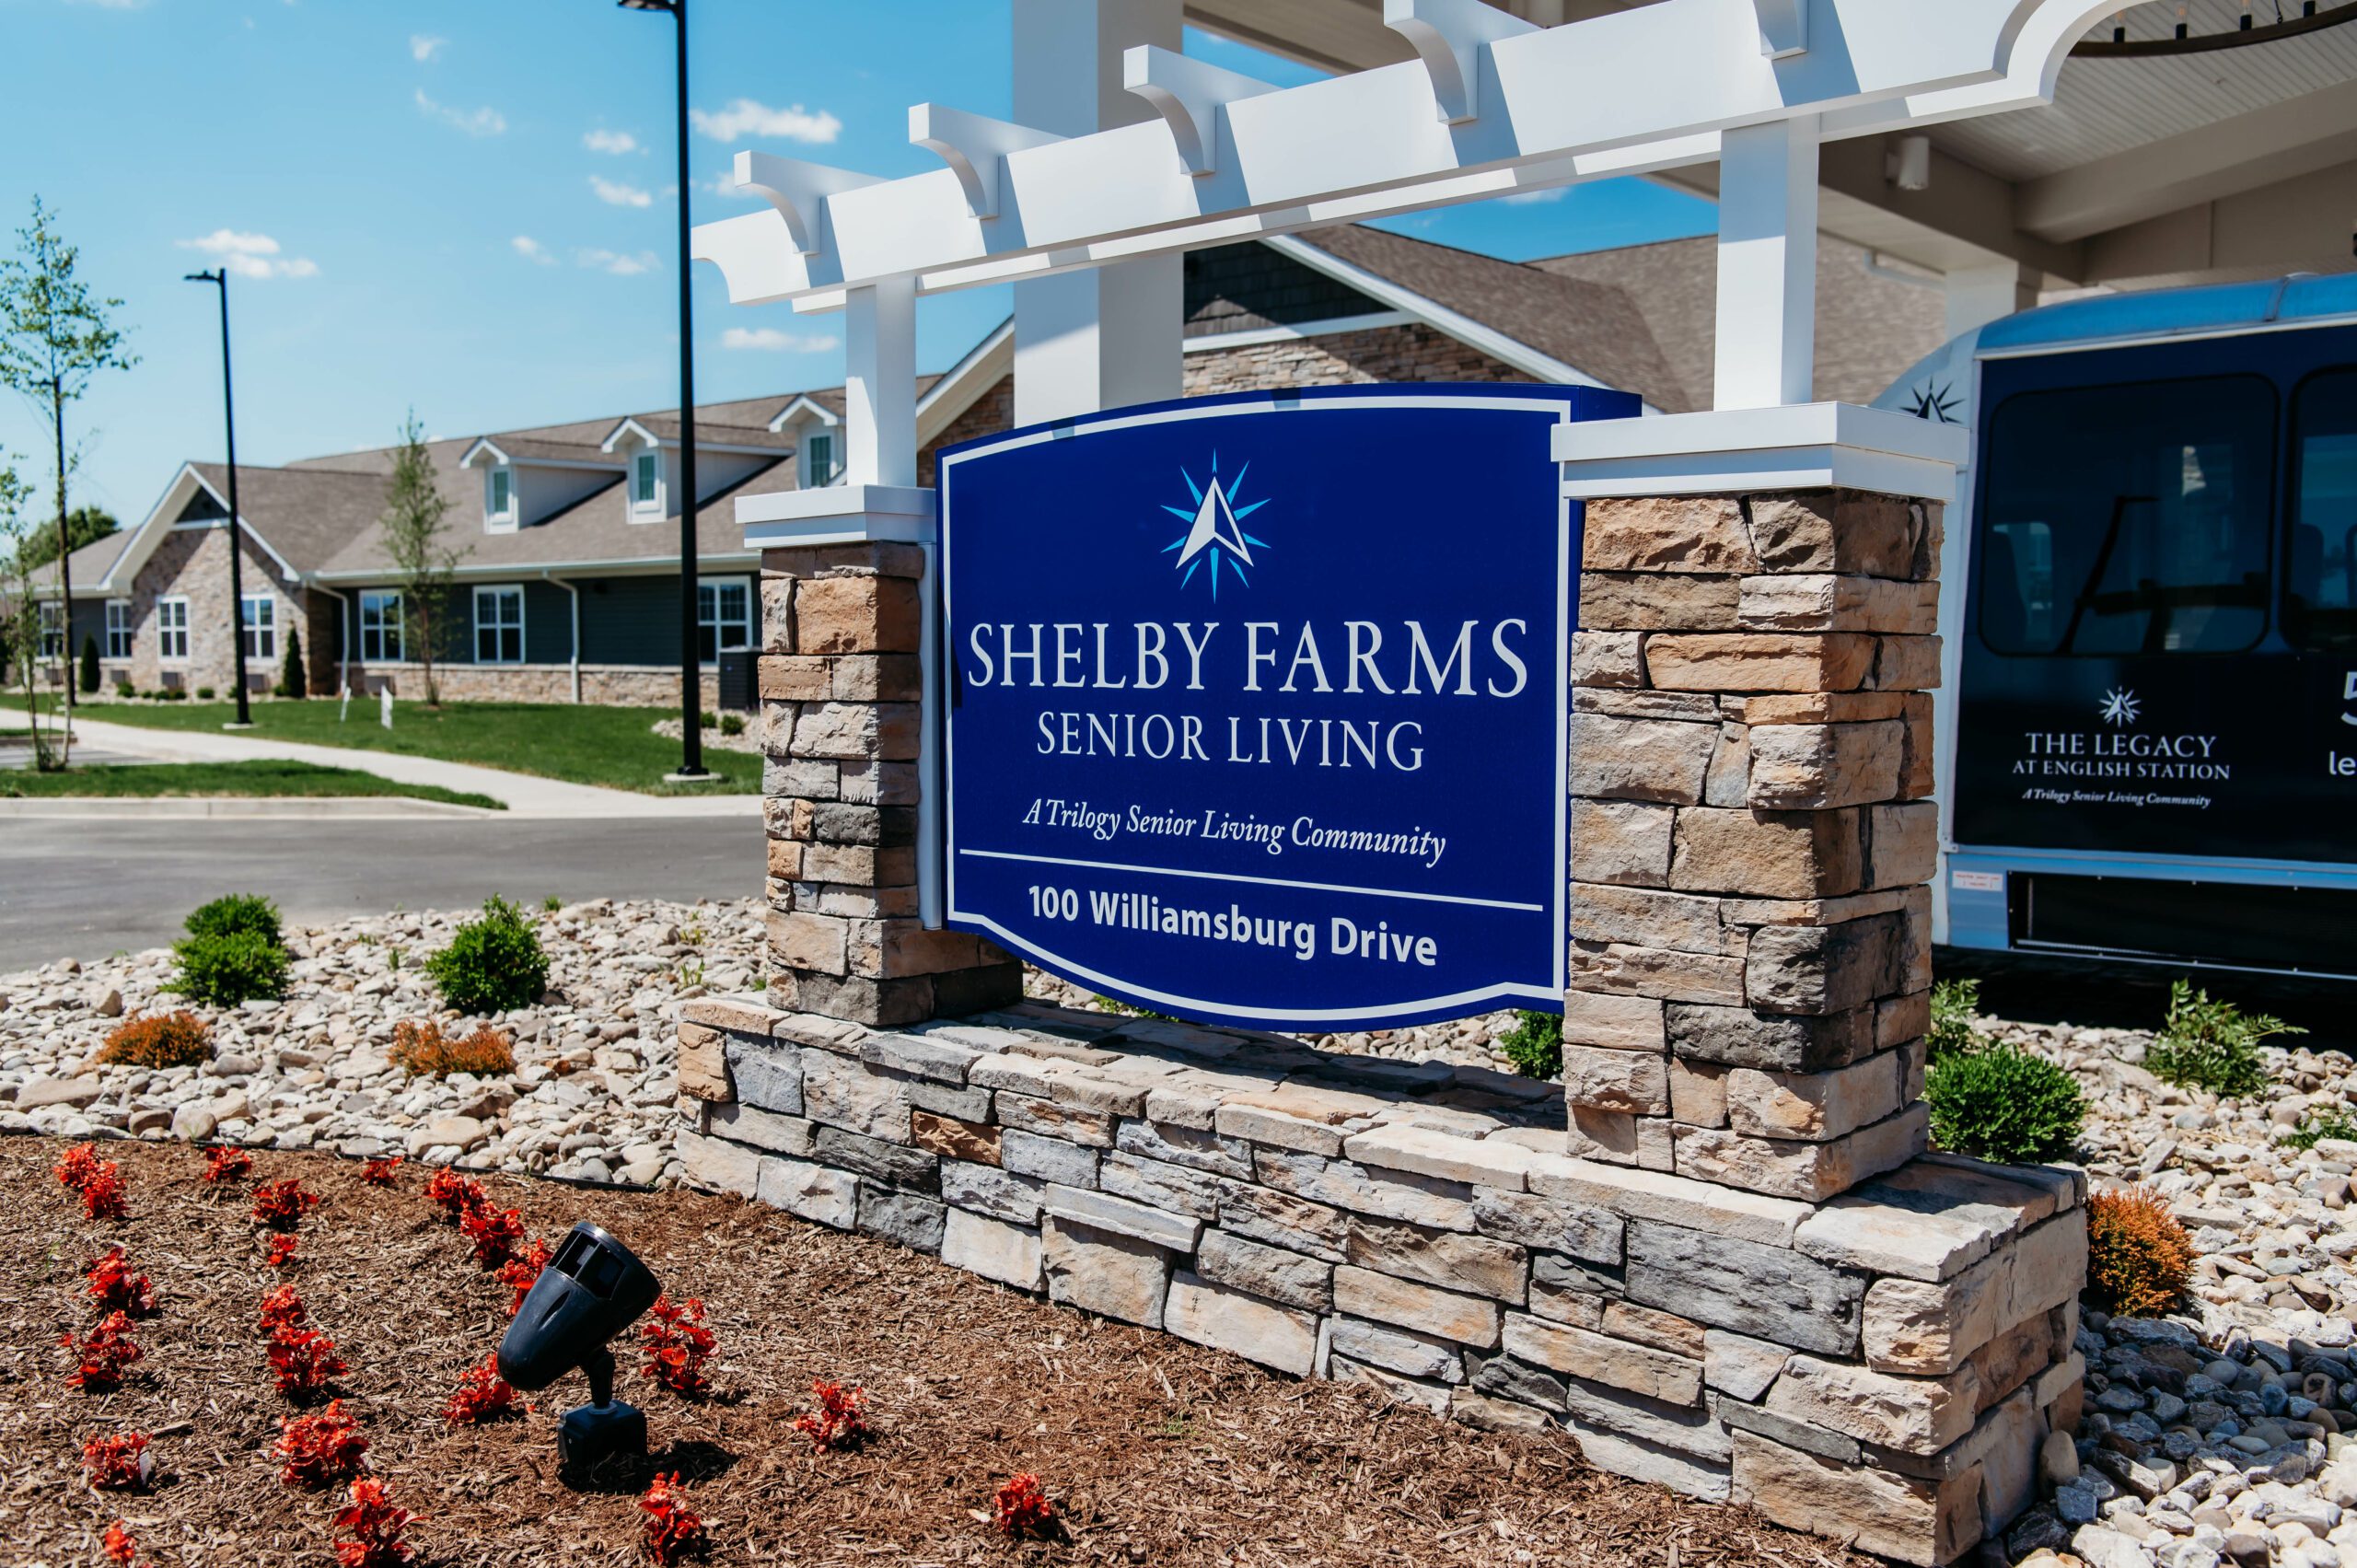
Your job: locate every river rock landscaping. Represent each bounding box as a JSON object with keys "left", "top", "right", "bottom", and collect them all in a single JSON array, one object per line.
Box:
[{"left": 6, "top": 902, "right": 2357, "bottom": 1567}]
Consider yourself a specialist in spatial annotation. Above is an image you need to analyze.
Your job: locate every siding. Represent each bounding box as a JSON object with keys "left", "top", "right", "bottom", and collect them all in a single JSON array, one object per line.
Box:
[
  {"left": 580, "top": 575, "right": 679, "bottom": 667},
  {"left": 1185, "top": 241, "right": 1379, "bottom": 337}
]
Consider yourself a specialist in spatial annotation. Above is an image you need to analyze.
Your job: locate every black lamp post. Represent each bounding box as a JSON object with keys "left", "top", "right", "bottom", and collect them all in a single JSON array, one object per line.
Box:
[
  {"left": 183, "top": 268, "right": 252, "bottom": 730},
  {"left": 620, "top": 0, "right": 710, "bottom": 781}
]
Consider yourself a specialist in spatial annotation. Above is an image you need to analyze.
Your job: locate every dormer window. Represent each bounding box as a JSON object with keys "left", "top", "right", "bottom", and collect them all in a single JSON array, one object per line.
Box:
[
  {"left": 485, "top": 465, "right": 516, "bottom": 528},
  {"left": 632, "top": 449, "right": 664, "bottom": 517},
  {"left": 803, "top": 431, "right": 837, "bottom": 487}
]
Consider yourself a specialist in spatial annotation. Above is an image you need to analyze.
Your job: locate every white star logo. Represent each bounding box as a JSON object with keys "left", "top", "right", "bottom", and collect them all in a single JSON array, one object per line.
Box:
[
  {"left": 1160, "top": 455, "right": 1270, "bottom": 598},
  {"left": 2099, "top": 688, "right": 2141, "bottom": 726}
]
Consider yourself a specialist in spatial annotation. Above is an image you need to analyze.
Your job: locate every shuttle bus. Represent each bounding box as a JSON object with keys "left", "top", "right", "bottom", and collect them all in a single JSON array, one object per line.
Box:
[{"left": 1872, "top": 273, "right": 2357, "bottom": 978}]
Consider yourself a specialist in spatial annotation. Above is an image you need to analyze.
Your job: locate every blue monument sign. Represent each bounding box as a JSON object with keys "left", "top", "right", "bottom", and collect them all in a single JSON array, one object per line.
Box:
[{"left": 936, "top": 384, "right": 1635, "bottom": 1030}]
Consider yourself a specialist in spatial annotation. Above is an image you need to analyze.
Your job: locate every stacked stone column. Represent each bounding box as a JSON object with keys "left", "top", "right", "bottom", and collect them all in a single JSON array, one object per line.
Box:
[
  {"left": 1562, "top": 488, "right": 1942, "bottom": 1202},
  {"left": 757, "top": 540, "right": 1022, "bottom": 1028}
]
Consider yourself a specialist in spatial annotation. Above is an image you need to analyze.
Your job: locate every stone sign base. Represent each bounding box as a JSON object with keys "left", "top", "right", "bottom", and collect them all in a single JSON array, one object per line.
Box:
[{"left": 673, "top": 993, "right": 2084, "bottom": 1565}]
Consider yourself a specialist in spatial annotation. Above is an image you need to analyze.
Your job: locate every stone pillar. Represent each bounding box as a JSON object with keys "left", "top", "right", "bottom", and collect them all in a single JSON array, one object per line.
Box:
[
  {"left": 1562, "top": 485, "right": 1941, "bottom": 1202},
  {"left": 758, "top": 539, "right": 1022, "bottom": 1028}
]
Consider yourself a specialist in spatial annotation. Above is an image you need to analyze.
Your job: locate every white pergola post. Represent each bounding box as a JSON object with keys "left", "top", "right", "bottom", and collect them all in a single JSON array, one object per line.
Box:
[
  {"left": 1713, "top": 115, "right": 1821, "bottom": 411},
  {"left": 842, "top": 277, "right": 918, "bottom": 487},
  {"left": 1943, "top": 258, "right": 2041, "bottom": 339},
  {"left": 1011, "top": 0, "right": 1183, "bottom": 425}
]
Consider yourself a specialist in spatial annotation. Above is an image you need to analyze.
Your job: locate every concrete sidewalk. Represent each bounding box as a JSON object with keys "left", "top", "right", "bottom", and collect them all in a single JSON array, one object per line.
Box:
[{"left": 48, "top": 715, "right": 761, "bottom": 819}]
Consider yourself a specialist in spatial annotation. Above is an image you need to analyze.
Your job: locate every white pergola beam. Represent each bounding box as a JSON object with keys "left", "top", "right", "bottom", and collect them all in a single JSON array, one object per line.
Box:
[
  {"left": 732, "top": 151, "right": 883, "bottom": 257},
  {"left": 909, "top": 104, "right": 1062, "bottom": 220},
  {"left": 1383, "top": 0, "right": 1539, "bottom": 124},
  {"left": 693, "top": 0, "right": 2120, "bottom": 312},
  {"left": 1122, "top": 44, "right": 1277, "bottom": 175},
  {"left": 1752, "top": 0, "right": 1807, "bottom": 57}
]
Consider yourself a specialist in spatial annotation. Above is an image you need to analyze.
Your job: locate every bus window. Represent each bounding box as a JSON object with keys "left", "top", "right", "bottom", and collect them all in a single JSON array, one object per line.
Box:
[
  {"left": 2288, "top": 369, "right": 2357, "bottom": 656},
  {"left": 1979, "top": 376, "right": 2275, "bottom": 656}
]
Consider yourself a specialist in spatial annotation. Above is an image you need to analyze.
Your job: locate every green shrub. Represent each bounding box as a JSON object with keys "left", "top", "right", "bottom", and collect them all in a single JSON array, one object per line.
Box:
[
  {"left": 281, "top": 628, "right": 307, "bottom": 699},
  {"left": 112, "top": 680, "right": 133, "bottom": 700},
  {"left": 1924, "top": 1041, "right": 2085, "bottom": 1164},
  {"left": 426, "top": 894, "right": 550, "bottom": 1013},
  {"left": 2281, "top": 1108, "right": 2357, "bottom": 1152},
  {"left": 173, "top": 930, "right": 291, "bottom": 1005},
  {"left": 1495, "top": 1010, "right": 1563, "bottom": 1080},
  {"left": 2145, "top": 980, "right": 2302, "bottom": 1098},
  {"left": 79, "top": 634, "right": 99, "bottom": 694},
  {"left": 186, "top": 892, "right": 283, "bottom": 946},
  {"left": 542, "top": 893, "right": 563, "bottom": 912},
  {"left": 1927, "top": 977, "right": 1986, "bottom": 1061},
  {"left": 195, "top": 686, "right": 215, "bottom": 700},
  {"left": 699, "top": 709, "right": 717, "bottom": 727},
  {"left": 718, "top": 713, "right": 746, "bottom": 737}
]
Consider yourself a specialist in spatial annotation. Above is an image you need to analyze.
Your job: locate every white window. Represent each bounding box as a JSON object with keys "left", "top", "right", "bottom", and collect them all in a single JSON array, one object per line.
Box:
[
  {"left": 632, "top": 450, "right": 663, "bottom": 516},
  {"left": 485, "top": 465, "right": 516, "bottom": 528},
  {"left": 359, "top": 590, "right": 404, "bottom": 662},
  {"left": 157, "top": 597, "right": 190, "bottom": 661},
  {"left": 105, "top": 599, "right": 133, "bottom": 659},
  {"left": 804, "top": 430, "right": 836, "bottom": 487},
  {"left": 38, "top": 601, "right": 63, "bottom": 659},
  {"left": 474, "top": 586, "right": 524, "bottom": 664},
  {"left": 240, "top": 593, "right": 277, "bottom": 662},
  {"left": 697, "top": 576, "right": 752, "bottom": 663}
]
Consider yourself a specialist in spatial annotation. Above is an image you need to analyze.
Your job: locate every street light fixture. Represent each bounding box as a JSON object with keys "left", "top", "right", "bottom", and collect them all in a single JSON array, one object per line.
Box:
[
  {"left": 620, "top": 0, "right": 712, "bottom": 781},
  {"left": 183, "top": 268, "right": 252, "bottom": 730}
]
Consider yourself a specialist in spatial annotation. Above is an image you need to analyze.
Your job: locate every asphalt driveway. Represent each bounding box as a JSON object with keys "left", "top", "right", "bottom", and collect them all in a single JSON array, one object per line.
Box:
[{"left": 0, "top": 816, "right": 760, "bottom": 971}]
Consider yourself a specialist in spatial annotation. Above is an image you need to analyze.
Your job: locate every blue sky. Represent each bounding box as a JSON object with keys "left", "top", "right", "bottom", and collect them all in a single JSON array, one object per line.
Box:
[{"left": 0, "top": 0, "right": 1713, "bottom": 527}]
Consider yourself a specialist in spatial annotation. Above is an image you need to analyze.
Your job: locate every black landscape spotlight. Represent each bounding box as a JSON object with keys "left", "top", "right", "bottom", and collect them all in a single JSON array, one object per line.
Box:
[{"left": 497, "top": 1221, "right": 663, "bottom": 1469}]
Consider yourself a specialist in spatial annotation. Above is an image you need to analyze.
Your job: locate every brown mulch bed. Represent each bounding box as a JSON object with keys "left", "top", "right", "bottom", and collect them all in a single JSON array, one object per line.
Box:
[{"left": 5, "top": 1135, "right": 1877, "bottom": 1566}]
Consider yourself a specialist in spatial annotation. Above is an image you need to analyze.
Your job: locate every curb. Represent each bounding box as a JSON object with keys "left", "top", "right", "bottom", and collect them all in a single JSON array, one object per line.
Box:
[{"left": 0, "top": 796, "right": 502, "bottom": 819}]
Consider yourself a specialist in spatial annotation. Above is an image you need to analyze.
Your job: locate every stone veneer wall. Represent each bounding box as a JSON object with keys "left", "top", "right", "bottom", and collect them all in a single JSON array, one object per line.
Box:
[
  {"left": 341, "top": 662, "right": 722, "bottom": 708},
  {"left": 1562, "top": 490, "right": 1943, "bottom": 1202},
  {"left": 674, "top": 993, "right": 2086, "bottom": 1565}
]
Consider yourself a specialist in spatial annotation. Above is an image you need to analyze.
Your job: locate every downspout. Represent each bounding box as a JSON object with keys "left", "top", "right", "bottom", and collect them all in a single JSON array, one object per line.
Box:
[
  {"left": 544, "top": 570, "right": 581, "bottom": 704},
  {"left": 309, "top": 580, "right": 350, "bottom": 697}
]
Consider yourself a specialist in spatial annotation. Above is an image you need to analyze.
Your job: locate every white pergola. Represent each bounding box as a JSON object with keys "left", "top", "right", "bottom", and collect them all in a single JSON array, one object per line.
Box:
[{"left": 693, "top": 0, "right": 2158, "bottom": 505}]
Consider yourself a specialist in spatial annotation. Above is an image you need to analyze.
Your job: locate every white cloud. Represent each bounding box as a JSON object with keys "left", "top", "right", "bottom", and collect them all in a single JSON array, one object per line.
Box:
[
  {"left": 578, "top": 248, "right": 660, "bottom": 277},
  {"left": 590, "top": 176, "right": 654, "bottom": 209},
  {"left": 584, "top": 128, "right": 640, "bottom": 156},
  {"left": 175, "top": 229, "right": 319, "bottom": 280},
  {"left": 721, "top": 327, "right": 841, "bottom": 354},
  {"left": 414, "top": 88, "right": 505, "bottom": 137},
  {"left": 1499, "top": 186, "right": 1568, "bottom": 205},
  {"left": 511, "top": 236, "right": 556, "bottom": 265},
  {"left": 409, "top": 33, "right": 446, "bottom": 62},
  {"left": 688, "top": 98, "right": 842, "bottom": 145}
]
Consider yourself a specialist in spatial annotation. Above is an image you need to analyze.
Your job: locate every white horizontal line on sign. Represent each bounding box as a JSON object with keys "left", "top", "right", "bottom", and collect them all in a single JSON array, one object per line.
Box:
[{"left": 957, "top": 849, "right": 1544, "bottom": 912}]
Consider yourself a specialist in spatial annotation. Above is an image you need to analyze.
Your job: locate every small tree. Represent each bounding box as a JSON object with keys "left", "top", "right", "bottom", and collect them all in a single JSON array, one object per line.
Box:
[
  {"left": 281, "top": 627, "right": 307, "bottom": 699},
  {"left": 79, "top": 631, "right": 98, "bottom": 693},
  {"left": 0, "top": 453, "right": 70, "bottom": 770},
  {"left": 0, "top": 197, "right": 138, "bottom": 754},
  {"left": 377, "top": 412, "right": 461, "bottom": 706}
]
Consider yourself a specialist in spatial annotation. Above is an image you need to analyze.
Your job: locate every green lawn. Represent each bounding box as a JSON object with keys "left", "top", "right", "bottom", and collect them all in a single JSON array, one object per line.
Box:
[
  {"left": 0, "top": 759, "right": 505, "bottom": 809},
  {"left": 65, "top": 699, "right": 761, "bottom": 795}
]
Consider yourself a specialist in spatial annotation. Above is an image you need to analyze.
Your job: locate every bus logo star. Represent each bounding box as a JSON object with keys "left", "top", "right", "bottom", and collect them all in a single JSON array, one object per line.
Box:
[
  {"left": 1161, "top": 453, "right": 1269, "bottom": 599},
  {"left": 2100, "top": 688, "right": 2141, "bottom": 726}
]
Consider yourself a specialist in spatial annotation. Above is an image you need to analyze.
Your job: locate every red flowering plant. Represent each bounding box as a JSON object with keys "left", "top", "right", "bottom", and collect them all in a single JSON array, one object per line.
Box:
[
  {"left": 274, "top": 1400, "right": 369, "bottom": 1489},
  {"left": 793, "top": 1380, "right": 869, "bottom": 1451},
  {"left": 639, "top": 1471, "right": 707, "bottom": 1566},
  {"left": 63, "top": 1312, "right": 143, "bottom": 1392},
  {"left": 80, "top": 1162, "right": 131, "bottom": 1222},
  {"left": 251, "top": 1177, "right": 319, "bottom": 1230},
  {"left": 264, "top": 1232, "right": 301, "bottom": 1270},
  {"left": 638, "top": 1295, "right": 716, "bottom": 1396},
  {"left": 440, "top": 1352, "right": 517, "bottom": 1425},
  {"left": 360, "top": 1156, "right": 403, "bottom": 1188},
  {"left": 81, "top": 1431, "right": 154, "bottom": 1491},
  {"left": 54, "top": 1142, "right": 101, "bottom": 1193},
  {"left": 993, "top": 1473, "right": 1055, "bottom": 1539},
  {"left": 203, "top": 1145, "right": 253, "bottom": 1184},
  {"left": 267, "top": 1327, "right": 346, "bottom": 1402},
  {"left": 85, "top": 1249, "right": 157, "bottom": 1317},
  {"left": 495, "top": 1237, "right": 552, "bottom": 1317},
  {"left": 331, "top": 1478, "right": 416, "bottom": 1568},
  {"left": 101, "top": 1520, "right": 136, "bottom": 1565},
  {"left": 424, "top": 1168, "right": 483, "bottom": 1222},
  {"left": 459, "top": 1201, "right": 525, "bottom": 1271},
  {"left": 259, "top": 1283, "right": 308, "bottom": 1337}
]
